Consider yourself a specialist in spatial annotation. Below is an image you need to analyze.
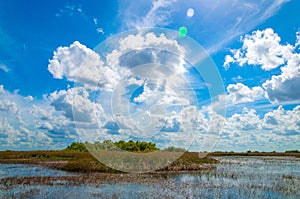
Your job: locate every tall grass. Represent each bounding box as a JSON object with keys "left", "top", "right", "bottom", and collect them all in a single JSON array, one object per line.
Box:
[{"left": 0, "top": 151, "right": 217, "bottom": 173}]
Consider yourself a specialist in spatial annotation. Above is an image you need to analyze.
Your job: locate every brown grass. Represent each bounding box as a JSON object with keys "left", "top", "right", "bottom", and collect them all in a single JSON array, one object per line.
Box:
[{"left": 0, "top": 151, "right": 217, "bottom": 173}]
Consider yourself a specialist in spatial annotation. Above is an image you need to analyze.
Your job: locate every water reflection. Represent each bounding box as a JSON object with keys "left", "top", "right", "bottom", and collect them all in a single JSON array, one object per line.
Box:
[{"left": 1, "top": 156, "right": 299, "bottom": 198}]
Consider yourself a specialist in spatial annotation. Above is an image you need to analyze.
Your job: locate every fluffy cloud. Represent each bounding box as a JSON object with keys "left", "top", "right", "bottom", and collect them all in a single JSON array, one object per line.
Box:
[
  {"left": 49, "top": 87, "right": 105, "bottom": 124},
  {"left": 0, "top": 85, "right": 81, "bottom": 150},
  {"left": 225, "top": 29, "right": 300, "bottom": 103},
  {"left": 227, "top": 108, "right": 261, "bottom": 131},
  {"left": 120, "top": 0, "right": 289, "bottom": 54},
  {"left": 227, "top": 83, "right": 265, "bottom": 103},
  {"left": 224, "top": 28, "right": 293, "bottom": 70},
  {"left": 215, "top": 105, "right": 300, "bottom": 151},
  {"left": 106, "top": 32, "right": 186, "bottom": 73},
  {"left": 263, "top": 53, "right": 300, "bottom": 102},
  {"left": 48, "top": 41, "right": 120, "bottom": 91},
  {"left": 0, "top": 100, "right": 18, "bottom": 115},
  {"left": 127, "top": 77, "right": 144, "bottom": 86},
  {"left": 262, "top": 106, "right": 300, "bottom": 136}
]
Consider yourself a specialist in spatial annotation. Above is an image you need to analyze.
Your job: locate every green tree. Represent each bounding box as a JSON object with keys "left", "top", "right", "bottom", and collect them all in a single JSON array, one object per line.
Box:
[{"left": 65, "top": 142, "right": 88, "bottom": 152}]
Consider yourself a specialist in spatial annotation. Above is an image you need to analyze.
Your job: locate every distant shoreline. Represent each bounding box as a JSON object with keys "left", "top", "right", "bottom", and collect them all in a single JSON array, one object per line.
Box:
[
  {"left": 0, "top": 150, "right": 299, "bottom": 175},
  {"left": 0, "top": 151, "right": 218, "bottom": 174}
]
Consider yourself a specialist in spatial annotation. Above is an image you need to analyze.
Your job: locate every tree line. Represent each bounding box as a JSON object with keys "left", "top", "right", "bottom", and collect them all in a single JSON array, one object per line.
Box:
[{"left": 64, "top": 140, "right": 186, "bottom": 152}]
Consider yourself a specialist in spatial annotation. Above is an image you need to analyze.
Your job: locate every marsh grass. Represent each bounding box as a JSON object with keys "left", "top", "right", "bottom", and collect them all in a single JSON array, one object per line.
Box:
[
  {"left": 0, "top": 151, "right": 217, "bottom": 173},
  {"left": 0, "top": 156, "right": 299, "bottom": 198}
]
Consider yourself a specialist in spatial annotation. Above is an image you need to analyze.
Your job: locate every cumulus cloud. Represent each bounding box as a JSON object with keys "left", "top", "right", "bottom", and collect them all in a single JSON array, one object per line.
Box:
[
  {"left": 127, "top": 77, "right": 144, "bottom": 86},
  {"left": 0, "top": 86, "right": 75, "bottom": 150},
  {"left": 106, "top": 32, "right": 185, "bottom": 72},
  {"left": 225, "top": 29, "right": 300, "bottom": 103},
  {"left": 263, "top": 53, "right": 300, "bottom": 102},
  {"left": 48, "top": 41, "right": 120, "bottom": 91},
  {"left": 228, "top": 108, "right": 261, "bottom": 131},
  {"left": 262, "top": 106, "right": 300, "bottom": 136},
  {"left": 0, "top": 100, "right": 18, "bottom": 115},
  {"left": 224, "top": 28, "right": 293, "bottom": 70},
  {"left": 215, "top": 105, "right": 300, "bottom": 151},
  {"left": 49, "top": 87, "right": 105, "bottom": 123},
  {"left": 227, "top": 83, "right": 265, "bottom": 103},
  {"left": 120, "top": 0, "right": 288, "bottom": 54}
]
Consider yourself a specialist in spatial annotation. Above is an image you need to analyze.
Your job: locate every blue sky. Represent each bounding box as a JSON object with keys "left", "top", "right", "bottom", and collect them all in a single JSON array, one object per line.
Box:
[{"left": 0, "top": 0, "right": 299, "bottom": 152}]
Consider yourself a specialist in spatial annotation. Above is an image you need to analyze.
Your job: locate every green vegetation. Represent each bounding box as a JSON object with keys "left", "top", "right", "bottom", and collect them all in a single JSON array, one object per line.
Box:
[
  {"left": 285, "top": 150, "right": 300, "bottom": 153},
  {"left": 115, "top": 140, "right": 159, "bottom": 152},
  {"left": 64, "top": 140, "right": 160, "bottom": 152},
  {"left": 65, "top": 142, "right": 88, "bottom": 152},
  {"left": 1, "top": 142, "right": 299, "bottom": 173}
]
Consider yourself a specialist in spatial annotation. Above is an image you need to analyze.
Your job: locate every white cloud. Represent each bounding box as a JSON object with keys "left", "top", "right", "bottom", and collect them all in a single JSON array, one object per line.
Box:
[
  {"left": 93, "top": 18, "right": 98, "bottom": 25},
  {"left": 262, "top": 49, "right": 300, "bottom": 103},
  {"left": 104, "top": 31, "right": 189, "bottom": 106},
  {"left": 215, "top": 105, "right": 300, "bottom": 151},
  {"left": 108, "top": 32, "right": 185, "bottom": 60},
  {"left": 227, "top": 83, "right": 265, "bottom": 103},
  {"left": 0, "top": 100, "right": 18, "bottom": 115},
  {"left": 296, "top": 31, "right": 300, "bottom": 48},
  {"left": 133, "top": 81, "right": 153, "bottom": 103},
  {"left": 0, "top": 63, "right": 9, "bottom": 72},
  {"left": 48, "top": 41, "right": 120, "bottom": 91},
  {"left": 224, "top": 28, "right": 293, "bottom": 70},
  {"left": 0, "top": 85, "right": 4, "bottom": 93},
  {"left": 119, "top": 0, "right": 288, "bottom": 55},
  {"left": 125, "top": 0, "right": 177, "bottom": 28},
  {"left": 228, "top": 108, "right": 261, "bottom": 131},
  {"left": 127, "top": 77, "right": 144, "bottom": 86},
  {"left": 24, "top": 96, "right": 33, "bottom": 102},
  {"left": 185, "top": 0, "right": 289, "bottom": 54},
  {"left": 223, "top": 55, "right": 235, "bottom": 70},
  {"left": 0, "top": 86, "right": 76, "bottom": 150},
  {"left": 97, "top": 28, "right": 104, "bottom": 34},
  {"left": 49, "top": 87, "right": 105, "bottom": 124},
  {"left": 224, "top": 29, "right": 300, "bottom": 104},
  {"left": 55, "top": 3, "right": 82, "bottom": 17},
  {"left": 262, "top": 106, "right": 300, "bottom": 136}
]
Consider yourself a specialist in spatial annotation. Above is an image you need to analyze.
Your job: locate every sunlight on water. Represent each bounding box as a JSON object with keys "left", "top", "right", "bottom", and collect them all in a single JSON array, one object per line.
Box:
[{"left": 1, "top": 157, "right": 299, "bottom": 198}]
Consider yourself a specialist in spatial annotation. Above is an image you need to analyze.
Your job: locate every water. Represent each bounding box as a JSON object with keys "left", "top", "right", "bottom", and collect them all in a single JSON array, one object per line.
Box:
[
  {"left": 0, "top": 164, "right": 76, "bottom": 178},
  {"left": 0, "top": 156, "right": 299, "bottom": 198}
]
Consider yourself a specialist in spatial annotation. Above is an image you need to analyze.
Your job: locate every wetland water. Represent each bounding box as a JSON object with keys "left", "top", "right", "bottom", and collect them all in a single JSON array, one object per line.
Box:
[{"left": 0, "top": 156, "right": 299, "bottom": 198}]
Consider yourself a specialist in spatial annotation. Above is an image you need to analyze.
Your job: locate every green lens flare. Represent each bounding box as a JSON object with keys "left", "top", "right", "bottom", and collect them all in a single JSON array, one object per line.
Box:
[{"left": 179, "top": 26, "right": 188, "bottom": 36}]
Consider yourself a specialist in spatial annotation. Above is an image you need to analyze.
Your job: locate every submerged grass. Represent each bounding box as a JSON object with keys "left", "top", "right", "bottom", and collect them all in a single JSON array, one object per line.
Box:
[
  {"left": 0, "top": 151, "right": 217, "bottom": 173},
  {"left": 0, "top": 156, "right": 299, "bottom": 198}
]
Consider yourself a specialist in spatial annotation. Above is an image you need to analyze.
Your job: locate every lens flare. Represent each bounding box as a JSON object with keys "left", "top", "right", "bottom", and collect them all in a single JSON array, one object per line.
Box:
[
  {"left": 187, "top": 8, "right": 194, "bottom": 17},
  {"left": 179, "top": 26, "right": 188, "bottom": 36}
]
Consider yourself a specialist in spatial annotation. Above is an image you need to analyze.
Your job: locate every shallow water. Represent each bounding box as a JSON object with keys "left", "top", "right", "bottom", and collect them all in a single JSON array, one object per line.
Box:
[
  {"left": 0, "top": 164, "right": 76, "bottom": 178},
  {"left": 0, "top": 156, "right": 299, "bottom": 198}
]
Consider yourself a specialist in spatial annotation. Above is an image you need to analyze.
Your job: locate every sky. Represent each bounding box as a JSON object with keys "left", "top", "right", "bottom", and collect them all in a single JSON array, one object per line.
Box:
[{"left": 0, "top": 0, "right": 299, "bottom": 152}]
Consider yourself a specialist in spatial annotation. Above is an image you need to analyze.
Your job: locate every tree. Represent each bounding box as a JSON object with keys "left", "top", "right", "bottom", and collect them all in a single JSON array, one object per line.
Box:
[
  {"left": 64, "top": 140, "right": 160, "bottom": 152},
  {"left": 65, "top": 142, "right": 88, "bottom": 152}
]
